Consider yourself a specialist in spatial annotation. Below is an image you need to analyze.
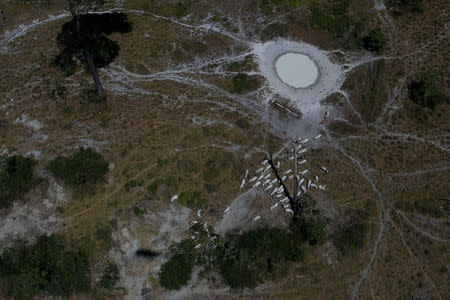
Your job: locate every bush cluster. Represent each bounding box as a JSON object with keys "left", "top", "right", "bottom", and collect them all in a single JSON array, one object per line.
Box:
[
  {"left": 159, "top": 239, "right": 197, "bottom": 289},
  {"left": 231, "top": 73, "right": 259, "bottom": 94},
  {"left": 362, "top": 28, "right": 388, "bottom": 52},
  {"left": 0, "top": 235, "right": 91, "bottom": 299},
  {"left": 309, "top": 1, "right": 352, "bottom": 36},
  {"left": 47, "top": 148, "right": 108, "bottom": 188},
  {"left": 0, "top": 155, "right": 38, "bottom": 209}
]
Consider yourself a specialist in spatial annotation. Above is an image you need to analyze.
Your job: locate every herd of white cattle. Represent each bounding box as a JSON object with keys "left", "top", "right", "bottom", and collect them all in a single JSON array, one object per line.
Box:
[
  {"left": 168, "top": 133, "right": 329, "bottom": 225},
  {"left": 227, "top": 134, "right": 329, "bottom": 222}
]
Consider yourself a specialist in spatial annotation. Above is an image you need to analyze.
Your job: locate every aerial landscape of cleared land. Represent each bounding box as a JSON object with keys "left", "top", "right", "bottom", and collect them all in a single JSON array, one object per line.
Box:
[{"left": 0, "top": 0, "right": 448, "bottom": 299}]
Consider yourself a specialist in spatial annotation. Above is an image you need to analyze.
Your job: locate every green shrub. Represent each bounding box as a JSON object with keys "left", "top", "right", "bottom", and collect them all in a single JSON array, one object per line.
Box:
[
  {"left": 133, "top": 206, "right": 147, "bottom": 217},
  {"left": 47, "top": 148, "right": 108, "bottom": 188},
  {"left": 291, "top": 216, "right": 326, "bottom": 245},
  {"left": 362, "top": 28, "right": 388, "bottom": 52},
  {"left": 0, "top": 155, "right": 39, "bottom": 209},
  {"left": 214, "top": 227, "right": 305, "bottom": 288},
  {"left": 236, "top": 118, "right": 250, "bottom": 130},
  {"left": 100, "top": 263, "right": 119, "bottom": 289},
  {"left": 231, "top": 73, "right": 259, "bottom": 94},
  {"left": 0, "top": 235, "right": 91, "bottom": 299},
  {"left": 159, "top": 239, "right": 196, "bottom": 290},
  {"left": 309, "top": 1, "right": 352, "bottom": 36},
  {"left": 388, "top": 0, "right": 425, "bottom": 13},
  {"left": 408, "top": 73, "right": 450, "bottom": 110}
]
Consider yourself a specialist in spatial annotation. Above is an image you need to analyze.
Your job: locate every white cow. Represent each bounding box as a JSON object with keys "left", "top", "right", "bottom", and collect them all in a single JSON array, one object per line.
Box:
[
  {"left": 321, "top": 166, "right": 329, "bottom": 173},
  {"left": 314, "top": 176, "right": 319, "bottom": 182},
  {"left": 300, "top": 169, "right": 309, "bottom": 175},
  {"left": 256, "top": 167, "right": 264, "bottom": 173},
  {"left": 299, "top": 159, "right": 307, "bottom": 165},
  {"left": 253, "top": 215, "right": 261, "bottom": 222},
  {"left": 240, "top": 178, "right": 246, "bottom": 188},
  {"left": 171, "top": 195, "right": 178, "bottom": 203},
  {"left": 298, "top": 148, "right": 307, "bottom": 155},
  {"left": 307, "top": 179, "right": 312, "bottom": 188},
  {"left": 299, "top": 178, "right": 305, "bottom": 185},
  {"left": 288, "top": 175, "right": 294, "bottom": 179},
  {"left": 249, "top": 176, "right": 257, "bottom": 183},
  {"left": 253, "top": 181, "right": 261, "bottom": 187},
  {"left": 245, "top": 169, "right": 249, "bottom": 178},
  {"left": 301, "top": 185, "right": 307, "bottom": 193},
  {"left": 282, "top": 175, "right": 287, "bottom": 181},
  {"left": 284, "top": 169, "right": 292, "bottom": 175},
  {"left": 197, "top": 209, "right": 202, "bottom": 218},
  {"left": 285, "top": 208, "right": 294, "bottom": 214},
  {"left": 265, "top": 184, "right": 273, "bottom": 191},
  {"left": 301, "top": 138, "right": 309, "bottom": 144},
  {"left": 224, "top": 206, "right": 231, "bottom": 213},
  {"left": 314, "top": 134, "right": 322, "bottom": 140},
  {"left": 270, "top": 202, "right": 279, "bottom": 210}
]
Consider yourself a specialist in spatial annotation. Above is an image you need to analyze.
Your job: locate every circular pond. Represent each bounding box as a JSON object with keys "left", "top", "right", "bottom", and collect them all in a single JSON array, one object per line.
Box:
[{"left": 275, "top": 52, "right": 319, "bottom": 88}]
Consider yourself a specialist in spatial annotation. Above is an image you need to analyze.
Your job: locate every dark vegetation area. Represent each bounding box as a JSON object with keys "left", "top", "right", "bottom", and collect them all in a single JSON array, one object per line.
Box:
[
  {"left": 362, "top": 28, "right": 388, "bottom": 52},
  {"left": 0, "top": 155, "right": 39, "bottom": 209},
  {"left": 309, "top": 0, "right": 352, "bottom": 37},
  {"left": 47, "top": 147, "right": 108, "bottom": 189},
  {"left": 0, "top": 235, "right": 91, "bottom": 300},
  {"left": 387, "top": 0, "right": 426, "bottom": 13},
  {"left": 231, "top": 73, "right": 259, "bottom": 94},
  {"left": 408, "top": 73, "right": 449, "bottom": 110},
  {"left": 407, "top": 73, "right": 450, "bottom": 125},
  {"left": 99, "top": 262, "right": 120, "bottom": 289},
  {"left": 159, "top": 239, "right": 197, "bottom": 289}
]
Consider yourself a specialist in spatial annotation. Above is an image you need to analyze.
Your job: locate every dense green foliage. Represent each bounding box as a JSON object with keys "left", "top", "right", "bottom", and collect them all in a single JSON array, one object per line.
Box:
[
  {"left": 362, "top": 28, "right": 388, "bottom": 52},
  {"left": 388, "top": 0, "right": 425, "bottom": 13},
  {"left": 214, "top": 227, "right": 305, "bottom": 288},
  {"left": 47, "top": 147, "right": 108, "bottom": 188},
  {"left": 334, "top": 222, "right": 367, "bottom": 256},
  {"left": 236, "top": 118, "right": 251, "bottom": 130},
  {"left": 100, "top": 263, "right": 119, "bottom": 289},
  {"left": 309, "top": 1, "right": 352, "bottom": 36},
  {"left": 0, "top": 235, "right": 91, "bottom": 299},
  {"left": 291, "top": 216, "right": 327, "bottom": 245},
  {"left": 408, "top": 73, "right": 450, "bottom": 110},
  {"left": 0, "top": 155, "right": 38, "bottom": 209},
  {"left": 159, "top": 239, "right": 196, "bottom": 289},
  {"left": 231, "top": 73, "right": 259, "bottom": 94}
]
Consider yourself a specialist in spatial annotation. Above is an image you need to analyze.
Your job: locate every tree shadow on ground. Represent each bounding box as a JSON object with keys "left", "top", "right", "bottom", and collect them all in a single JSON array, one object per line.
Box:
[{"left": 54, "top": 12, "right": 133, "bottom": 76}]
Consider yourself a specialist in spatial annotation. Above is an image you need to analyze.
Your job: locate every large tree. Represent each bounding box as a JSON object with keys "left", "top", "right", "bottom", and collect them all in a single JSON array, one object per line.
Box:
[{"left": 54, "top": 0, "right": 132, "bottom": 100}]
